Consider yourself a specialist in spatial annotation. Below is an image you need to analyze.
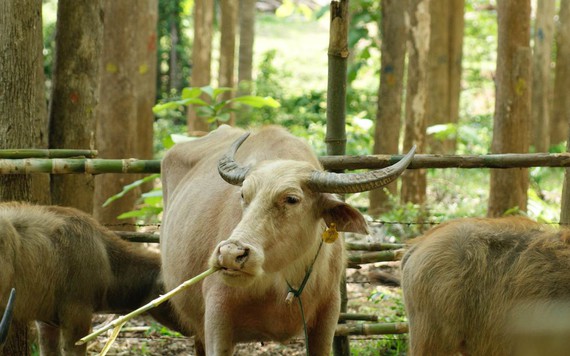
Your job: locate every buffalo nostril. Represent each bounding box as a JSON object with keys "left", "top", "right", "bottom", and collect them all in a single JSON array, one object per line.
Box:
[
  {"left": 236, "top": 248, "right": 249, "bottom": 265},
  {"left": 218, "top": 243, "right": 250, "bottom": 270}
]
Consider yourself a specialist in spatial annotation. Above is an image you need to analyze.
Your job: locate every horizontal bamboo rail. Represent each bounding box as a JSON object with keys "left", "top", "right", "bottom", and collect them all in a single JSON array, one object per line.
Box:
[
  {"left": 338, "top": 313, "right": 379, "bottom": 322},
  {"left": 0, "top": 158, "right": 161, "bottom": 175},
  {"left": 334, "top": 322, "right": 408, "bottom": 336},
  {"left": 347, "top": 249, "right": 405, "bottom": 265},
  {"left": 320, "top": 152, "right": 570, "bottom": 170},
  {"left": 1, "top": 152, "right": 570, "bottom": 174},
  {"left": 0, "top": 149, "right": 98, "bottom": 159}
]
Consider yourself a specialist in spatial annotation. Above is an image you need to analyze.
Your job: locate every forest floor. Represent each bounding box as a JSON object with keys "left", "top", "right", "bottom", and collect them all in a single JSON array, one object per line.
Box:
[{"left": 83, "top": 265, "right": 404, "bottom": 356}]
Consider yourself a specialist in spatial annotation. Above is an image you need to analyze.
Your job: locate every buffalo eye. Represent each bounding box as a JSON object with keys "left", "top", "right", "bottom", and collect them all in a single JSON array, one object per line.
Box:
[{"left": 285, "top": 195, "right": 300, "bottom": 205}]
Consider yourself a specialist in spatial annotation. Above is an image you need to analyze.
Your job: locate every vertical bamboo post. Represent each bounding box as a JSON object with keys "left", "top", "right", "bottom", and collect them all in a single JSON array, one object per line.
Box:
[{"left": 326, "top": 1, "right": 350, "bottom": 355}]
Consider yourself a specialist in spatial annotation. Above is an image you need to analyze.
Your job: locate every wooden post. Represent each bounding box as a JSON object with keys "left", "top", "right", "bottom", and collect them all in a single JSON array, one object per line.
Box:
[{"left": 326, "top": 1, "right": 350, "bottom": 355}]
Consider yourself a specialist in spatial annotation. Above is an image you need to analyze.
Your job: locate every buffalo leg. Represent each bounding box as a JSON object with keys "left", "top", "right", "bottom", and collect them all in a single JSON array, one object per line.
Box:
[
  {"left": 36, "top": 322, "right": 60, "bottom": 356},
  {"left": 59, "top": 308, "right": 92, "bottom": 356},
  {"left": 307, "top": 296, "right": 339, "bottom": 355}
]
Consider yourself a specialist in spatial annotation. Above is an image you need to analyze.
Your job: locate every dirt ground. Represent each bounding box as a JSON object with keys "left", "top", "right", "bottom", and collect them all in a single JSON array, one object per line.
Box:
[
  {"left": 83, "top": 229, "right": 406, "bottom": 355},
  {"left": 82, "top": 265, "right": 403, "bottom": 356}
]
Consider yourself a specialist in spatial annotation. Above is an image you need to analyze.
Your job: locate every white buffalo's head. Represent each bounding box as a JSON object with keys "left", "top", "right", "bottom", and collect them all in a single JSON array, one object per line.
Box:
[{"left": 209, "top": 133, "right": 415, "bottom": 287}]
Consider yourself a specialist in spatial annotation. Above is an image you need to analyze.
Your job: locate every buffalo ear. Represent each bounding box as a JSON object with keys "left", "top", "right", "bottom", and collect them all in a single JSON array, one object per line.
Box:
[{"left": 320, "top": 194, "right": 369, "bottom": 235}]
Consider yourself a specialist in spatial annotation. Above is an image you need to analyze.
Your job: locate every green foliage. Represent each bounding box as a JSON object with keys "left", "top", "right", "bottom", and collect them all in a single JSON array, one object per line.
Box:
[{"left": 154, "top": 85, "right": 280, "bottom": 128}]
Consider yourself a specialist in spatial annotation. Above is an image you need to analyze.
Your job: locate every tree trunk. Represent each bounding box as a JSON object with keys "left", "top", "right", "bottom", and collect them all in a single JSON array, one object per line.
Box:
[
  {"left": 369, "top": 0, "right": 408, "bottom": 216},
  {"left": 94, "top": 0, "right": 140, "bottom": 230},
  {"left": 426, "top": 0, "right": 450, "bottom": 154},
  {"left": 448, "top": 0, "right": 465, "bottom": 155},
  {"left": 531, "top": 0, "right": 555, "bottom": 152},
  {"left": 488, "top": 0, "right": 531, "bottom": 217},
  {"left": 219, "top": 0, "right": 238, "bottom": 126},
  {"left": 426, "top": 0, "right": 464, "bottom": 155},
  {"left": 551, "top": 0, "right": 570, "bottom": 146},
  {"left": 238, "top": 0, "right": 256, "bottom": 95},
  {"left": 187, "top": 0, "right": 214, "bottom": 133},
  {"left": 0, "top": 0, "right": 50, "bottom": 353},
  {"left": 135, "top": 0, "right": 158, "bottom": 195},
  {"left": 401, "top": 0, "right": 431, "bottom": 205},
  {"left": 49, "top": 0, "right": 103, "bottom": 214}
]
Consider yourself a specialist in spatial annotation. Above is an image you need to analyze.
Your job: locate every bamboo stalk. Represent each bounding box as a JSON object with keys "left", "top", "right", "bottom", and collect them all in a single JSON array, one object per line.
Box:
[
  {"left": 347, "top": 249, "right": 405, "bottom": 265},
  {"left": 1, "top": 153, "right": 570, "bottom": 175},
  {"left": 320, "top": 152, "right": 570, "bottom": 170},
  {"left": 334, "top": 322, "right": 408, "bottom": 336},
  {"left": 0, "top": 158, "right": 161, "bottom": 175},
  {"left": 345, "top": 242, "right": 405, "bottom": 251},
  {"left": 338, "top": 313, "right": 378, "bottom": 322},
  {"left": 0, "top": 149, "right": 98, "bottom": 158},
  {"left": 76, "top": 267, "right": 218, "bottom": 346},
  {"left": 115, "top": 231, "right": 160, "bottom": 243}
]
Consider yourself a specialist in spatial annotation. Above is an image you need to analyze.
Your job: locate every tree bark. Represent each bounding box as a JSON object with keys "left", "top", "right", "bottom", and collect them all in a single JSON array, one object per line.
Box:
[
  {"left": 0, "top": 0, "right": 50, "bottom": 353},
  {"left": 49, "top": 0, "right": 103, "bottom": 214},
  {"left": 401, "top": 0, "right": 431, "bottom": 205},
  {"left": 369, "top": 0, "right": 408, "bottom": 216},
  {"left": 94, "top": 0, "right": 140, "bottom": 230},
  {"left": 187, "top": 0, "right": 214, "bottom": 133},
  {"left": 219, "top": 0, "right": 238, "bottom": 125},
  {"left": 135, "top": 0, "right": 158, "bottom": 195},
  {"left": 551, "top": 0, "right": 570, "bottom": 146},
  {"left": 448, "top": 0, "right": 465, "bottom": 154},
  {"left": 238, "top": 0, "right": 256, "bottom": 95},
  {"left": 531, "top": 0, "right": 555, "bottom": 152},
  {"left": 488, "top": 0, "right": 531, "bottom": 217}
]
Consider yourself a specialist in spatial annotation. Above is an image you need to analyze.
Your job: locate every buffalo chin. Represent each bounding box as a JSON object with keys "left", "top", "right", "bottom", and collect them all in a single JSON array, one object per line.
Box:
[{"left": 220, "top": 269, "right": 256, "bottom": 287}]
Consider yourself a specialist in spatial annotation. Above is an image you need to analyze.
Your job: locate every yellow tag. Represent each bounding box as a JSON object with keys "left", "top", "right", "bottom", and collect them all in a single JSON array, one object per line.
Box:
[{"left": 322, "top": 223, "right": 339, "bottom": 244}]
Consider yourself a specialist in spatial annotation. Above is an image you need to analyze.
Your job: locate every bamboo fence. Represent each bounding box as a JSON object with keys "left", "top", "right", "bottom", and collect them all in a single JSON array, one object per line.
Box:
[{"left": 1, "top": 153, "right": 570, "bottom": 175}]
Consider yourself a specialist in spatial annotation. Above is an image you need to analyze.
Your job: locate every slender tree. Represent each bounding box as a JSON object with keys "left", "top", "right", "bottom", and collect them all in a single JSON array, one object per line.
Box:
[
  {"left": 136, "top": 0, "right": 158, "bottom": 167},
  {"left": 401, "top": 0, "right": 431, "bottom": 205},
  {"left": 219, "top": 0, "right": 238, "bottom": 125},
  {"left": 551, "top": 0, "right": 570, "bottom": 146},
  {"left": 531, "top": 0, "right": 555, "bottom": 152},
  {"left": 187, "top": 0, "right": 214, "bottom": 133},
  {"left": 0, "top": 0, "right": 50, "bottom": 353},
  {"left": 94, "top": 0, "right": 140, "bottom": 230},
  {"left": 426, "top": 0, "right": 464, "bottom": 154},
  {"left": 49, "top": 0, "right": 103, "bottom": 214},
  {"left": 238, "top": 0, "right": 256, "bottom": 95},
  {"left": 488, "top": 0, "right": 531, "bottom": 217},
  {"left": 369, "top": 0, "right": 409, "bottom": 216}
]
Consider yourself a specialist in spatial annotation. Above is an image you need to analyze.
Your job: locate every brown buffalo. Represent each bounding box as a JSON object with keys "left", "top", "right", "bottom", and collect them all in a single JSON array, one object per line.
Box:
[
  {"left": 160, "top": 125, "right": 414, "bottom": 355},
  {"left": 0, "top": 202, "right": 185, "bottom": 355},
  {"left": 401, "top": 217, "right": 570, "bottom": 356}
]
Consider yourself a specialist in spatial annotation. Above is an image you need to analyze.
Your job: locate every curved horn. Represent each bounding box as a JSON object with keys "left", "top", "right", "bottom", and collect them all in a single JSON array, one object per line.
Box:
[
  {"left": 0, "top": 288, "right": 15, "bottom": 344},
  {"left": 308, "top": 146, "right": 416, "bottom": 193},
  {"left": 218, "top": 132, "right": 251, "bottom": 186}
]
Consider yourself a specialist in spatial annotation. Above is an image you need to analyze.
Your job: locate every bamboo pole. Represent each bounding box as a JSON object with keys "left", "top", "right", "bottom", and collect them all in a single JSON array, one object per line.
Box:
[
  {"left": 334, "top": 322, "right": 409, "bottom": 336},
  {"left": 338, "top": 313, "right": 378, "bottom": 322},
  {"left": 320, "top": 152, "right": 570, "bottom": 170},
  {"left": 0, "top": 158, "right": 161, "bottom": 175},
  {"left": 347, "top": 249, "right": 405, "bottom": 265},
  {"left": 115, "top": 231, "right": 160, "bottom": 243},
  {"left": 345, "top": 242, "right": 405, "bottom": 251},
  {"left": 1, "top": 153, "right": 570, "bottom": 175},
  {"left": 326, "top": 1, "right": 350, "bottom": 354},
  {"left": 0, "top": 149, "right": 98, "bottom": 158}
]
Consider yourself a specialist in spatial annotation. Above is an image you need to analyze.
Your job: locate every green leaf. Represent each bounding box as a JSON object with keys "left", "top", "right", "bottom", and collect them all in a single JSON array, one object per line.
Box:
[
  {"left": 217, "top": 113, "right": 231, "bottom": 122},
  {"left": 230, "top": 96, "right": 281, "bottom": 108},
  {"left": 181, "top": 87, "right": 202, "bottom": 99},
  {"left": 102, "top": 174, "right": 160, "bottom": 207},
  {"left": 212, "top": 87, "right": 233, "bottom": 99},
  {"left": 179, "top": 97, "right": 208, "bottom": 107},
  {"left": 200, "top": 85, "right": 214, "bottom": 99},
  {"left": 152, "top": 101, "right": 181, "bottom": 113}
]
